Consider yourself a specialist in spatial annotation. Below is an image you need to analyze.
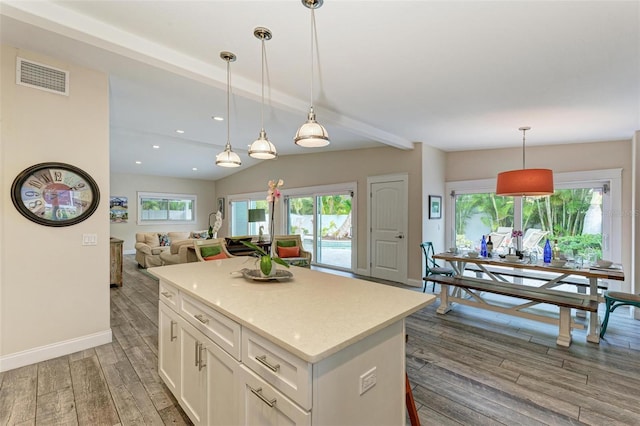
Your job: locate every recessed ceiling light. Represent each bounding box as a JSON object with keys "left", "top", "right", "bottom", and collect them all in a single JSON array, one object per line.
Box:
[
  {"left": 192, "top": 167, "right": 198, "bottom": 171},
  {"left": 176, "top": 129, "right": 185, "bottom": 134},
  {"left": 152, "top": 145, "right": 160, "bottom": 149},
  {"left": 213, "top": 116, "right": 224, "bottom": 121},
  {"left": 135, "top": 161, "right": 142, "bottom": 164}
]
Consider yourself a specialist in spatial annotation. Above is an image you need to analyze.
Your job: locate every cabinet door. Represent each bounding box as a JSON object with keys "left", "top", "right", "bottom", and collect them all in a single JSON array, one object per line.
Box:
[
  {"left": 180, "top": 323, "right": 207, "bottom": 425},
  {"left": 204, "top": 338, "right": 240, "bottom": 425},
  {"left": 158, "top": 303, "right": 180, "bottom": 394},
  {"left": 240, "top": 365, "right": 310, "bottom": 426}
]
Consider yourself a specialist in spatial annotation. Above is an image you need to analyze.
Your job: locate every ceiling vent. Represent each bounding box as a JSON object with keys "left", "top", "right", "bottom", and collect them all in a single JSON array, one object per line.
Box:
[{"left": 16, "top": 57, "right": 69, "bottom": 96}]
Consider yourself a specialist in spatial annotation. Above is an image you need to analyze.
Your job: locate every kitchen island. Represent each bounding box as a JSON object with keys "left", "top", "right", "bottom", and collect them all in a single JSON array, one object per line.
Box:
[{"left": 150, "top": 256, "right": 435, "bottom": 426}]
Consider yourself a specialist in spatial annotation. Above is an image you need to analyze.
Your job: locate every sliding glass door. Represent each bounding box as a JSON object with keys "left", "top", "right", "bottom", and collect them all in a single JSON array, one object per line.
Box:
[{"left": 286, "top": 192, "right": 353, "bottom": 270}]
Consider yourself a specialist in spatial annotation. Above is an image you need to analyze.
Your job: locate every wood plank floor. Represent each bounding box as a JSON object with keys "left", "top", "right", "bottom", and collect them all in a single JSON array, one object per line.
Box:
[{"left": 1, "top": 255, "right": 639, "bottom": 425}]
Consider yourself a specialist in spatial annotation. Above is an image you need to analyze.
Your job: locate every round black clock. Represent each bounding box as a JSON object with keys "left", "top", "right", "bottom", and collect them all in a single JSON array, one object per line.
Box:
[{"left": 11, "top": 162, "right": 100, "bottom": 227}]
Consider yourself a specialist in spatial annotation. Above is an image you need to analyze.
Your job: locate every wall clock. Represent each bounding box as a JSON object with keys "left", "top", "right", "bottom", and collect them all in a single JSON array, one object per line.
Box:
[{"left": 11, "top": 162, "right": 100, "bottom": 227}]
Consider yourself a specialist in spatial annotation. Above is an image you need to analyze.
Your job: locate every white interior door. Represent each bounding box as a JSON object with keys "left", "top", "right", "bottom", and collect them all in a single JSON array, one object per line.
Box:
[{"left": 369, "top": 176, "right": 407, "bottom": 282}]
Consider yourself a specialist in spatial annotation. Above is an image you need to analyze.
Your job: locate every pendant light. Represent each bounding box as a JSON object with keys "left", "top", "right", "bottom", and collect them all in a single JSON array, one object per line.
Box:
[
  {"left": 496, "top": 127, "right": 554, "bottom": 196},
  {"left": 248, "top": 27, "right": 277, "bottom": 159},
  {"left": 294, "top": 0, "right": 330, "bottom": 148},
  {"left": 216, "top": 51, "right": 242, "bottom": 168}
]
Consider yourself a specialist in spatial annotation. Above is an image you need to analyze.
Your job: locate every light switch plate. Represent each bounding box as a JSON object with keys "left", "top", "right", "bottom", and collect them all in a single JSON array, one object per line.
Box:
[{"left": 82, "top": 234, "right": 97, "bottom": 246}]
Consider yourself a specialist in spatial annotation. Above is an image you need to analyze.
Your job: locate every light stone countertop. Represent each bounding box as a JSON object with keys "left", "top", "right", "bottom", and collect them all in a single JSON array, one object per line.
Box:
[{"left": 149, "top": 257, "right": 435, "bottom": 363}]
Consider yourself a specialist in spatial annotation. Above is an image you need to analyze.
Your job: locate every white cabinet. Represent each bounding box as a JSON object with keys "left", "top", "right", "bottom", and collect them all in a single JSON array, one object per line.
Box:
[
  {"left": 159, "top": 294, "right": 240, "bottom": 426},
  {"left": 158, "top": 303, "right": 180, "bottom": 395},
  {"left": 240, "top": 365, "right": 310, "bottom": 426},
  {"left": 157, "top": 274, "right": 411, "bottom": 426}
]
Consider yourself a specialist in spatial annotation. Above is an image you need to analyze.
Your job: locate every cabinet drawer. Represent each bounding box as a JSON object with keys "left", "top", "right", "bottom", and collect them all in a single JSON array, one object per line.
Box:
[
  {"left": 159, "top": 281, "right": 180, "bottom": 311},
  {"left": 240, "top": 365, "right": 310, "bottom": 426},
  {"left": 180, "top": 293, "right": 241, "bottom": 360},
  {"left": 242, "top": 329, "right": 312, "bottom": 410}
]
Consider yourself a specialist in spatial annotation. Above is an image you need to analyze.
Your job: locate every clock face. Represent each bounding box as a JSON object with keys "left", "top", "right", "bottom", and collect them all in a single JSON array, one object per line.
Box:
[{"left": 11, "top": 162, "right": 100, "bottom": 227}]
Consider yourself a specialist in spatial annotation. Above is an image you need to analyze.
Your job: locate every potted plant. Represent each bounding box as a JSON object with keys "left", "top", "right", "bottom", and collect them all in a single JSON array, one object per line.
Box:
[{"left": 241, "top": 241, "right": 289, "bottom": 277}]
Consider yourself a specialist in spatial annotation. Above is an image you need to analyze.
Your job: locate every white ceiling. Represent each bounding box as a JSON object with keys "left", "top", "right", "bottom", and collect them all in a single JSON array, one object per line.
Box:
[{"left": 2, "top": 1, "right": 639, "bottom": 181}]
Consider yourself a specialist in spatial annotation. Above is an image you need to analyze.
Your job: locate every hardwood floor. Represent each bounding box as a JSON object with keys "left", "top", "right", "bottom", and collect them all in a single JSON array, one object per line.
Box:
[
  {"left": 1, "top": 255, "right": 639, "bottom": 425},
  {"left": 0, "top": 255, "right": 192, "bottom": 426}
]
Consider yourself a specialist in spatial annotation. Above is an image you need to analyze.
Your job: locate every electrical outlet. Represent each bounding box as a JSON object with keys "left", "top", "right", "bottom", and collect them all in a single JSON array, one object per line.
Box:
[{"left": 359, "top": 367, "right": 377, "bottom": 395}]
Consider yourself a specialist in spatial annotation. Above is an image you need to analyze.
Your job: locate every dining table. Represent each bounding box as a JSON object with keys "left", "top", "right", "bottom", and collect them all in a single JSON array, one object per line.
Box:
[{"left": 432, "top": 252, "right": 625, "bottom": 344}]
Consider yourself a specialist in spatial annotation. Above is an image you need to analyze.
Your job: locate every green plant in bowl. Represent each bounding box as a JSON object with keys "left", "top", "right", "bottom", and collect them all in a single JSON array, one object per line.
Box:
[{"left": 241, "top": 241, "right": 290, "bottom": 276}]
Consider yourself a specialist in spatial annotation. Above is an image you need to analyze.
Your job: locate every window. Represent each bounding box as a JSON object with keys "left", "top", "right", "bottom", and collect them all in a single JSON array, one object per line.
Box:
[
  {"left": 446, "top": 169, "right": 622, "bottom": 263},
  {"left": 229, "top": 195, "right": 269, "bottom": 237},
  {"left": 137, "top": 192, "right": 195, "bottom": 225}
]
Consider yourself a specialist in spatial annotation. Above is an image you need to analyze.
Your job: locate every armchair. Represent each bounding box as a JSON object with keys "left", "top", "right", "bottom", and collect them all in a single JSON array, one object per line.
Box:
[
  {"left": 193, "top": 238, "right": 235, "bottom": 262},
  {"left": 271, "top": 235, "right": 312, "bottom": 268}
]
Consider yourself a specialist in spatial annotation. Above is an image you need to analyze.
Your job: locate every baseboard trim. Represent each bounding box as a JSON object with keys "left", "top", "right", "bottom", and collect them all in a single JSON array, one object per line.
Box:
[
  {"left": 406, "top": 278, "right": 422, "bottom": 288},
  {"left": 0, "top": 329, "right": 112, "bottom": 372}
]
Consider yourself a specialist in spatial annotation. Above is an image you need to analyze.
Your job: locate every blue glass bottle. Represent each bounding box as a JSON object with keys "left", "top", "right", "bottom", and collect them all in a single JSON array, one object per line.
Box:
[
  {"left": 480, "top": 235, "right": 487, "bottom": 257},
  {"left": 543, "top": 238, "right": 552, "bottom": 263}
]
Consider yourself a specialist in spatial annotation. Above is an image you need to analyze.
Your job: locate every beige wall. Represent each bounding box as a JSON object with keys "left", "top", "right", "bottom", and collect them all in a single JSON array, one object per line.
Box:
[
  {"left": 446, "top": 139, "right": 634, "bottom": 292},
  {"left": 215, "top": 144, "right": 424, "bottom": 284},
  {"left": 1, "top": 46, "right": 111, "bottom": 369},
  {"left": 422, "top": 144, "right": 448, "bottom": 257},
  {"left": 110, "top": 173, "right": 217, "bottom": 253}
]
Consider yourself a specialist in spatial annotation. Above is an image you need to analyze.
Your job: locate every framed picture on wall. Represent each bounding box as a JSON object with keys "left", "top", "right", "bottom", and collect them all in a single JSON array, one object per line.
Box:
[
  {"left": 429, "top": 195, "right": 442, "bottom": 219},
  {"left": 217, "top": 197, "right": 225, "bottom": 219},
  {"left": 109, "top": 196, "right": 128, "bottom": 223}
]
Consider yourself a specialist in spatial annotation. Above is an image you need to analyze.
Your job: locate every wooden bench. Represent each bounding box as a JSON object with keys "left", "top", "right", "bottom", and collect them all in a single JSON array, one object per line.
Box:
[
  {"left": 430, "top": 275, "right": 599, "bottom": 347},
  {"left": 463, "top": 263, "right": 608, "bottom": 291}
]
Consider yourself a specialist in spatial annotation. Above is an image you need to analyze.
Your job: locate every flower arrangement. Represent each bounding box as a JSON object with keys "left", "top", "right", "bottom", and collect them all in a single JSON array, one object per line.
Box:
[
  {"left": 267, "top": 179, "right": 284, "bottom": 240},
  {"left": 242, "top": 179, "right": 288, "bottom": 276},
  {"left": 208, "top": 211, "right": 222, "bottom": 239},
  {"left": 511, "top": 229, "right": 523, "bottom": 251}
]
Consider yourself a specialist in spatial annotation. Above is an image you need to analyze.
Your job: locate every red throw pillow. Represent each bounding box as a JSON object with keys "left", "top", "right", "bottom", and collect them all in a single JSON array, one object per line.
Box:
[
  {"left": 278, "top": 246, "right": 300, "bottom": 258},
  {"left": 204, "top": 252, "right": 228, "bottom": 261}
]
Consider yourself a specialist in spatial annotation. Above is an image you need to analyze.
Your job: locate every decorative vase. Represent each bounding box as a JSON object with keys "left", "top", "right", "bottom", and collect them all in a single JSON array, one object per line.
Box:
[{"left": 259, "top": 255, "right": 276, "bottom": 277}]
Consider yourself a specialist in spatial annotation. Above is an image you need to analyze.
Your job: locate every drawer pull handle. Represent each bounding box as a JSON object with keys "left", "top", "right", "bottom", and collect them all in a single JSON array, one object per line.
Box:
[
  {"left": 255, "top": 355, "right": 280, "bottom": 372},
  {"left": 195, "top": 341, "right": 199, "bottom": 367},
  {"left": 249, "top": 386, "right": 276, "bottom": 408},
  {"left": 170, "top": 320, "right": 177, "bottom": 342},
  {"left": 161, "top": 291, "right": 172, "bottom": 298},
  {"left": 198, "top": 343, "right": 206, "bottom": 371},
  {"left": 195, "top": 314, "right": 209, "bottom": 324}
]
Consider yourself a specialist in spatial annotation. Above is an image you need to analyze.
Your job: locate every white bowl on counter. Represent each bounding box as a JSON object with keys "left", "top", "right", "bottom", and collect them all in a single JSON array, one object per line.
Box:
[
  {"left": 505, "top": 255, "right": 520, "bottom": 262},
  {"left": 550, "top": 259, "right": 567, "bottom": 268},
  {"left": 467, "top": 251, "right": 479, "bottom": 258}
]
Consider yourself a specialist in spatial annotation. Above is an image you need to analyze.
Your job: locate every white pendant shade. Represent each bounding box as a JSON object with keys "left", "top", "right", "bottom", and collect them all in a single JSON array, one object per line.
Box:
[
  {"left": 249, "top": 27, "right": 278, "bottom": 160},
  {"left": 296, "top": 1, "right": 330, "bottom": 148},
  {"left": 216, "top": 51, "right": 241, "bottom": 168},
  {"left": 294, "top": 107, "right": 330, "bottom": 147},
  {"left": 249, "top": 129, "right": 277, "bottom": 159},
  {"left": 215, "top": 145, "right": 242, "bottom": 167}
]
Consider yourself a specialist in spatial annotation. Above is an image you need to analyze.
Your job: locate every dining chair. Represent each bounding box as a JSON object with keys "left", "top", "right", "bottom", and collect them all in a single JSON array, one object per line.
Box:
[
  {"left": 420, "top": 242, "right": 454, "bottom": 293},
  {"left": 599, "top": 291, "right": 640, "bottom": 338}
]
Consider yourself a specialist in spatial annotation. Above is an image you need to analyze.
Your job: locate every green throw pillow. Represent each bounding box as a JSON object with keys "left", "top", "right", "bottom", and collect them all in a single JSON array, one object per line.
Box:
[
  {"left": 276, "top": 240, "right": 297, "bottom": 248},
  {"left": 200, "top": 245, "right": 222, "bottom": 258}
]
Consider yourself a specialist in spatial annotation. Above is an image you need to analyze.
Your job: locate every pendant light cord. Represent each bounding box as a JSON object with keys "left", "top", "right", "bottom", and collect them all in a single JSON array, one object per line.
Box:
[
  {"left": 521, "top": 127, "right": 527, "bottom": 169},
  {"left": 226, "top": 58, "right": 231, "bottom": 149},
  {"left": 310, "top": 8, "right": 315, "bottom": 108},
  {"left": 261, "top": 37, "right": 265, "bottom": 131}
]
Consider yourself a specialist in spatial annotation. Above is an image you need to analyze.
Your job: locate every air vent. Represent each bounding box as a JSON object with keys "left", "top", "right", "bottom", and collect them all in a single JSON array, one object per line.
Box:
[{"left": 16, "top": 58, "right": 69, "bottom": 96}]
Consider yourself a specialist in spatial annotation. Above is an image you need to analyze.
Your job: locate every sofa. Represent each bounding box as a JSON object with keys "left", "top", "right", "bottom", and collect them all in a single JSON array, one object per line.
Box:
[{"left": 134, "top": 230, "right": 208, "bottom": 268}]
